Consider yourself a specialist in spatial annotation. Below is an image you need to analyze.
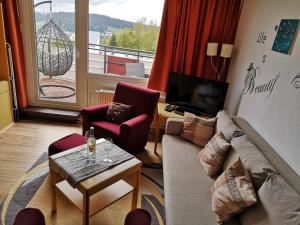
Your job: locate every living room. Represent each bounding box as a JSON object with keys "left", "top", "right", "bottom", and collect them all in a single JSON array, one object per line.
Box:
[{"left": 0, "top": 0, "right": 299, "bottom": 225}]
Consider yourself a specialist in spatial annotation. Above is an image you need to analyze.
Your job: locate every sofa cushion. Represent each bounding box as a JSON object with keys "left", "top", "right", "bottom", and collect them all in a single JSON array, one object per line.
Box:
[
  {"left": 163, "top": 135, "right": 216, "bottom": 225},
  {"left": 181, "top": 112, "right": 216, "bottom": 147},
  {"left": 216, "top": 111, "right": 242, "bottom": 142},
  {"left": 105, "top": 102, "right": 133, "bottom": 124},
  {"left": 232, "top": 117, "right": 300, "bottom": 195},
  {"left": 211, "top": 158, "right": 257, "bottom": 224},
  {"left": 162, "top": 135, "right": 240, "bottom": 225},
  {"left": 223, "top": 134, "right": 277, "bottom": 190},
  {"left": 199, "top": 131, "right": 231, "bottom": 177},
  {"left": 91, "top": 121, "right": 120, "bottom": 142},
  {"left": 239, "top": 173, "right": 300, "bottom": 225}
]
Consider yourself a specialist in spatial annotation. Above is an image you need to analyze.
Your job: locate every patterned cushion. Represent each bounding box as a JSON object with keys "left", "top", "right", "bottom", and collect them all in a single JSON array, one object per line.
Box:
[
  {"left": 211, "top": 158, "right": 257, "bottom": 224},
  {"left": 223, "top": 134, "right": 277, "bottom": 190},
  {"left": 199, "top": 131, "right": 231, "bottom": 177},
  {"left": 181, "top": 112, "right": 216, "bottom": 147},
  {"left": 105, "top": 102, "right": 133, "bottom": 124}
]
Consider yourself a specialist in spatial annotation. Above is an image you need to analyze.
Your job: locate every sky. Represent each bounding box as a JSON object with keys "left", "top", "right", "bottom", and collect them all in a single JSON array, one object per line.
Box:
[{"left": 34, "top": 0, "right": 164, "bottom": 24}]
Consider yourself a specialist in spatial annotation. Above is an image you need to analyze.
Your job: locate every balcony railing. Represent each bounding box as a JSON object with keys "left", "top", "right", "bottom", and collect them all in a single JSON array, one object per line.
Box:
[
  {"left": 38, "top": 43, "right": 155, "bottom": 102},
  {"left": 88, "top": 43, "right": 155, "bottom": 77}
]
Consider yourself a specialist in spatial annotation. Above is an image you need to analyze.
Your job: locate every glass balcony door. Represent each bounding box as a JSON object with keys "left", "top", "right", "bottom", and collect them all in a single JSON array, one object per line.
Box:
[{"left": 33, "top": 0, "right": 77, "bottom": 104}]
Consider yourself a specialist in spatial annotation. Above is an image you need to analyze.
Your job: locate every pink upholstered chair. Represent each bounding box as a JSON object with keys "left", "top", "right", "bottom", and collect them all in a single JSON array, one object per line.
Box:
[{"left": 81, "top": 82, "right": 160, "bottom": 154}]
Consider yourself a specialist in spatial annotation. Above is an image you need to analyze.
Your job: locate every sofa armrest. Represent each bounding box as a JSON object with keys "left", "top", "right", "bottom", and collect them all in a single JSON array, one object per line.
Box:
[
  {"left": 81, "top": 104, "right": 109, "bottom": 134},
  {"left": 165, "top": 118, "right": 184, "bottom": 136}
]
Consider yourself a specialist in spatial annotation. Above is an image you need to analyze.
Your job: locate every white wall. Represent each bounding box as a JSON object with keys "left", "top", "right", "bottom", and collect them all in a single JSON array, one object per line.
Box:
[{"left": 226, "top": 0, "right": 300, "bottom": 174}]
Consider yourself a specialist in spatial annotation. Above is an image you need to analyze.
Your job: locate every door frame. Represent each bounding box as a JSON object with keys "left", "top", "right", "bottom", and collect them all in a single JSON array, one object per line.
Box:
[
  {"left": 18, "top": 0, "right": 150, "bottom": 110},
  {"left": 18, "top": 0, "right": 88, "bottom": 110}
]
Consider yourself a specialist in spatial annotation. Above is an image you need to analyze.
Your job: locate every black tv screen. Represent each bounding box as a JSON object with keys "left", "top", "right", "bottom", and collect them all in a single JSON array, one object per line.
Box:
[{"left": 166, "top": 72, "right": 229, "bottom": 116}]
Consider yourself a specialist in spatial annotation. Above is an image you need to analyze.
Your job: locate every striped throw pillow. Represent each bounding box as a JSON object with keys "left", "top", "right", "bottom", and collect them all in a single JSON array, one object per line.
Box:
[
  {"left": 181, "top": 112, "right": 216, "bottom": 147},
  {"left": 199, "top": 131, "right": 231, "bottom": 177},
  {"left": 211, "top": 158, "right": 257, "bottom": 224}
]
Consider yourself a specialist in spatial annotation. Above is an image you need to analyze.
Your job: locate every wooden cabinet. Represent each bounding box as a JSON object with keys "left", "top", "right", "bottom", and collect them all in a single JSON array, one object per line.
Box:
[
  {"left": 0, "top": 3, "right": 13, "bottom": 132},
  {"left": 0, "top": 3, "right": 10, "bottom": 81},
  {"left": 0, "top": 81, "right": 13, "bottom": 130}
]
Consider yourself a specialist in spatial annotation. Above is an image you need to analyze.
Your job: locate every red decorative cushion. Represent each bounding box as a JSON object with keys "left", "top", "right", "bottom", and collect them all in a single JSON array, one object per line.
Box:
[
  {"left": 106, "top": 102, "right": 133, "bottom": 124},
  {"left": 48, "top": 133, "right": 86, "bottom": 156}
]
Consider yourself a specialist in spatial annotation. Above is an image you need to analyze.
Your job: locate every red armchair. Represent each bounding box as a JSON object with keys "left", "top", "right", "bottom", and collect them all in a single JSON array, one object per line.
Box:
[{"left": 81, "top": 82, "right": 160, "bottom": 154}]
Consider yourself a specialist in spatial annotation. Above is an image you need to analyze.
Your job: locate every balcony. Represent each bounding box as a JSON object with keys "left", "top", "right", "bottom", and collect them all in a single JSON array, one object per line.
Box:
[{"left": 39, "top": 43, "right": 155, "bottom": 103}]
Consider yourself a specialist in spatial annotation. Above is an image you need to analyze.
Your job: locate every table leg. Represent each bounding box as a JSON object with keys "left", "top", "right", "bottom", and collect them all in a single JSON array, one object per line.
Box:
[
  {"left": 83, "top": 192, "right": 90, "bottom": 225},
  {"left": 154, "top": 107, "right": 160, "bottom": 155},
  {"left": 131, "top": 166, "right": 141, "bottom": 210},
  {"left": 49, "top": 168, "right": 57, "bottom": 213}
]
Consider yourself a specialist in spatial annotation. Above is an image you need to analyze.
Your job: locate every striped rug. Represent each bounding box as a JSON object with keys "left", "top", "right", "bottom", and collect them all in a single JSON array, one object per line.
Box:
[{"left": 0, "top": 149, "right": 165, "bottom": 225}]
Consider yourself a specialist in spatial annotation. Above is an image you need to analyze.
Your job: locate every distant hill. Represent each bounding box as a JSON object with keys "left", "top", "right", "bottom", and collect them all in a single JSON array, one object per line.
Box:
[{"left": 35, "top": 12, "right": 134, "bottom": 33}]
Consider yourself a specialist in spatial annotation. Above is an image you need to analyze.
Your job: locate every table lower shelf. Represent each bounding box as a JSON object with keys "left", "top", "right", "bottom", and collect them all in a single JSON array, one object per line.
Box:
[{"left": 56, "top": 179, "right": 134, "bottom": 217}]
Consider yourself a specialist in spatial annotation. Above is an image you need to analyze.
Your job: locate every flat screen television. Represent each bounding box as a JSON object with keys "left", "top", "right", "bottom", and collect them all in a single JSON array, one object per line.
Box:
[{"left": 166, "top": 72, "right": 229, "bottom": 117}]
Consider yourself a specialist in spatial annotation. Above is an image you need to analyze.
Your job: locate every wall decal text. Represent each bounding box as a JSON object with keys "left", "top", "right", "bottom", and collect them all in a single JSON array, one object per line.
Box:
[
  {"left": 291, "top": 74, "right": 300, "bottom": 89},
  {"left": 257, "top": 32, "right": 267, "bottom": 44},
  {"left": 243, "top": 63, "right": 279, "bottom": 98},
  {"left": 262, "top": 54, "right": 267, "bottom": 63}
]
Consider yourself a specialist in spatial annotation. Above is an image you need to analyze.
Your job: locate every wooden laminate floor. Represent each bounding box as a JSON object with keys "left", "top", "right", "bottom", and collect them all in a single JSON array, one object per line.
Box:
[
  {"left": 0, "top": 120, "right": 81, "bottom": 201},
  {"left": 0, "top": 120, "right": 164, "bottom": 225}
]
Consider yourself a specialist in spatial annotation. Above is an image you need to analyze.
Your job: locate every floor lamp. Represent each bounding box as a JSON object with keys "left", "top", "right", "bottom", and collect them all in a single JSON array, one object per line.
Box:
[{"left": 207, "top": 43, "right": 233, "bottom": 81}]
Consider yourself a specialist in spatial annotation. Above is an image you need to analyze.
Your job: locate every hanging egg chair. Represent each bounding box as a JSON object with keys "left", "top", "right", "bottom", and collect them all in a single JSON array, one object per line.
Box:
[
  {"left": 36, "top": 20, "right": 73, "bottom": 77},
  {"left": 35, "top": 0, "right": 75, "bottom": 99}
]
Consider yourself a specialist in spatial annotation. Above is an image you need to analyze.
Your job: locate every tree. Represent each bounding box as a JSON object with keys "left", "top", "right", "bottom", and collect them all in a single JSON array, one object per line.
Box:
[
  {"left": 109, "top": 33, "right": 117, "bottom": 46},
  {"left": 116, "top": 28, "right": 135, "bottom": 49},
  {"left": 114, "top": 18, "right": 160, "bottom": 52}
]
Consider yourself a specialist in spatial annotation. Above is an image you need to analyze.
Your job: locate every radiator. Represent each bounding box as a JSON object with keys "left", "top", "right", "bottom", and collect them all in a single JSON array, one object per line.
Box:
[{"left": 89, "top": 89, "right": 115, "bottom": 106}]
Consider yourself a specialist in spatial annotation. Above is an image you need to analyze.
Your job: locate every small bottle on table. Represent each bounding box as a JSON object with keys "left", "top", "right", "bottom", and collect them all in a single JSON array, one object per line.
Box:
[{"left": 87, "top": 127, "right": 96, "bottom": 163}]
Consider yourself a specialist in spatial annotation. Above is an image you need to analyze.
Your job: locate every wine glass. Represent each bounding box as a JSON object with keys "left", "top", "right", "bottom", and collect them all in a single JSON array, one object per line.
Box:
[{"left": 103, "top": 138, "right": 113, "bottom": 163}]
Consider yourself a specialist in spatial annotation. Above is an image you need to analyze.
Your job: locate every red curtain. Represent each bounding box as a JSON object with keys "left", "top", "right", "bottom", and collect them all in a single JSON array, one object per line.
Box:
[
  {"left": 4, "top": 0, "right": 28, "bottom": 108},
  {"left": 148, "top": 0, "right": 243, "bottom": 92}
]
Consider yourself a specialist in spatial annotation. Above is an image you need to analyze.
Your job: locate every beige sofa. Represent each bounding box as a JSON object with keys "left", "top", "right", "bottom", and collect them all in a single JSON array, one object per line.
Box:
[{"left": 162, "top": 112, "right": 300, "bottom": 225}]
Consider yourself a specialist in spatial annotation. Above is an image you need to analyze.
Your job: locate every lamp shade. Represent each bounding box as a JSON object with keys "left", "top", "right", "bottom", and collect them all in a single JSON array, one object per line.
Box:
[
  {"left": 206, "top": 43, "right": 218, "bottom": 56},
  {"left": 220, "top": 44, "right": 233, "bottom": 58}
]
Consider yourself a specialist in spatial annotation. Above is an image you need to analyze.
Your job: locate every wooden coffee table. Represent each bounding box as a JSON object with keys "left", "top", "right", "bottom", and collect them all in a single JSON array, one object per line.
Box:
[{"left": 48, "top": 139, "right": 142, "bottom": 225}]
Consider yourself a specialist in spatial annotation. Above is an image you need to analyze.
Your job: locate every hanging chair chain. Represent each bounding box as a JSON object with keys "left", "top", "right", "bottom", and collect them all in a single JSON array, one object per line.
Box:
[
  {"left": 34, "top": 0, "right": 53, "bottom": 19},
  {"left": 34, "top": 0, "right": 52, "bottom": 8},
  {"left": 35, "top": 0, "right": 74, "bottom": 76},
  {"left": 50, "top": 1, "right": 52, "bottom": 19}
]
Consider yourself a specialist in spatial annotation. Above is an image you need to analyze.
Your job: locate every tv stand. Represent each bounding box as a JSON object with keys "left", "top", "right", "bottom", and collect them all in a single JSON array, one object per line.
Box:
[
  {"left": 154, "top": 103, "right": 184, "bottom": 154},
  {"left": 174, "top": 109, "right": 184, "bottom": 116},
  {"left": 153, "top": 103, "right": 212, "bottom": 154},
  {"left": 175, "top": 106, "right": 205, "bottom": 117}
]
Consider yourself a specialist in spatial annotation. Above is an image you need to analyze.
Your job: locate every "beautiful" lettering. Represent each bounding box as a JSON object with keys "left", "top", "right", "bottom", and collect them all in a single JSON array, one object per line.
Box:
[{"left": 243, "top": 73, "right": 279, "bottom": 98}]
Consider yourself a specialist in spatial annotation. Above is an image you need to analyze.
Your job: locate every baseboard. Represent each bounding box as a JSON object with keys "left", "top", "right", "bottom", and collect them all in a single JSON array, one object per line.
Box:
[
  {"left": 0, "top": 122, "right": 14, "bottom": 134},
  {"left": 20, "top": 106, "right": 81, "bottom": 123}
]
